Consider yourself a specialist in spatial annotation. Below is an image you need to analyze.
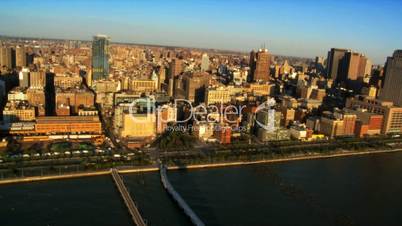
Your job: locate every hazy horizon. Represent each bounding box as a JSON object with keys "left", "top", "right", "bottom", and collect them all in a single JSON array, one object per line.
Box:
[{"left": 1, "top": 0, "right": 401, "bottom": 64}]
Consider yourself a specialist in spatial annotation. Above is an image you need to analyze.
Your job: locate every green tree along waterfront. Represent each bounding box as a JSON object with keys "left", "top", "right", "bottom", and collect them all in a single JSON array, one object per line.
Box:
[
  {"left": 1, "top": 136, "right": 400, "bottom": 181},
  {"left": 0, "top": 152, "right": 151, "bottom": 180},
  {"left": 160, "top": 136, "right": 401, "bottom": 167}
]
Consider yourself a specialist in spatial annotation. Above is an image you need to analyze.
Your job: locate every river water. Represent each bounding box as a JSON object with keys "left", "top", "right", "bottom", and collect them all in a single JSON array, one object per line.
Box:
[{"left": 1, "top": 152, "right": 402, "bottom": 226}]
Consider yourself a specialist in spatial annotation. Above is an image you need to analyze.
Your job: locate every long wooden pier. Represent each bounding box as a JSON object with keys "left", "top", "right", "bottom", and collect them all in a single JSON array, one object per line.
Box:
[
  {"left": 111, "top": 168, "right": 147, "bottom": 226},
  {"left": 160, "top": 165, "right": 205, "bottom": 226}
]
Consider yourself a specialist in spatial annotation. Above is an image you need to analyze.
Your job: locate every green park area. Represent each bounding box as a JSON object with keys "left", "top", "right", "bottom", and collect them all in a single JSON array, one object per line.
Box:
[
  {"left": 154, "top": 131, "right": 196, "bottom": 149},
  {"left": 1, "top": 140, "right": 97, "bottom": 156},
  {"left": 49, "top": 142, "right": 71, "bottom": 153}
]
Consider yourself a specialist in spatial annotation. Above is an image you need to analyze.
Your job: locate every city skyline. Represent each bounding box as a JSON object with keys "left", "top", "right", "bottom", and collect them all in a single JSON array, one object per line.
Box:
[
  {"left": 0, "top": 0, "right": 401, "bottom": 64},
  {"left": 2, "top": 1, "right": 402, "bottom": 225}
]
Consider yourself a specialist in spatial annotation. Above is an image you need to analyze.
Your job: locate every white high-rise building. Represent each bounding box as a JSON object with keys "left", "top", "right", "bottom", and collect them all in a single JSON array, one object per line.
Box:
[
  {"left": 19, "top": 68, "right": 30, "bottom": 88},
  {"left": 201, "top": 53, "right": 209, "bottom": 72}
]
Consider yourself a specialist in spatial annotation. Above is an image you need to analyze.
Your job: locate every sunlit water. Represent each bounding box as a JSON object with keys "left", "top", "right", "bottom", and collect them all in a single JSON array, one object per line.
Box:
[{"left": 2, "top": 152, "right": 402, "bottom": 226}]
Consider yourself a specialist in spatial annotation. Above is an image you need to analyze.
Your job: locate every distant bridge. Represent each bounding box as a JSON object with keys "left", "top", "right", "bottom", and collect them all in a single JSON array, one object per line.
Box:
[
  {"left": 160, "top": 165, "right": 205, "bottom": 226},
  {"left": 111, "top": 168, "right": 147, "bottom": 226}
]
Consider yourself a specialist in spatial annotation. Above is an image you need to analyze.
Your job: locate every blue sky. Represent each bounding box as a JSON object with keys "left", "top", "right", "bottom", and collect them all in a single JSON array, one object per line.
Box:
[{"left": 1, "top": 0, "right": 401, "bottom": 64}]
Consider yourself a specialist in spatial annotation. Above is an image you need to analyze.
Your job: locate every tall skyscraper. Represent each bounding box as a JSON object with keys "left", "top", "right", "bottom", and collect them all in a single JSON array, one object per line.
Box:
[
  {"left": 92, "top": 35, "right": 110, "bottom": 81},
  {"left": 201, "top": 53, "right": 210, "bottom": 72},
  {"left": 15, "top": 45, "right": 27, "bottom": 68},
  {"left": 326, "top": 48, "right": 348, "bottom": 80},
  {"left": 358, "top": 55, "right": 369, "bottom": 77},
  {"left": 380, "top": 50, "right": 402, "bottom": 106},
  {"left": 0, "top": 46, "right": 13, "bottom": 69},
  {"left": 168, "top": 77, "right": 174, "bottom": 97},
  {"left": 249, "top": 50, "right": 256, "bottom": 81},
  {"left": 86, "top": 68, "right": 93, "bottom": 87},
  {"left": 335, "top": 51, "right": 370, "bottom": 91},
  {"left": 250, "top": 49, "right": 271, "bottom": 82},
  {"left": 364, "top": 59, "right": 373, "bottom": 77},
  {"left": 338, "top": 51, "right": 362, "bottom": 81},
  {"left": 175, "top": 72, "right": 210, "bottom": 103},
  {"left": 169, "top": 58, "right": 183, "bottom": 78},
  {"left": 156, "top": 65, "right": 166, "bottom": 89}
]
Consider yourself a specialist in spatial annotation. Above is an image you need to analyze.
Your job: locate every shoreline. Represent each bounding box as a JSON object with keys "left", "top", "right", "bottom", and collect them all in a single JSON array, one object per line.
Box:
[
  {"left": 0, "top": 148, "right": 401, "bottom": 185},
  {"left": 167, "top": 148, "right": 402, "bottom": 170}
]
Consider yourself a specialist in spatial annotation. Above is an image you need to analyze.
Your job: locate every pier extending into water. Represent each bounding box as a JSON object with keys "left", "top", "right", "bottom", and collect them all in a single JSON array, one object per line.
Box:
[
  {"left": 160, "top": 165, "right": 205, "bottom": 226},
  {"left": 111, "top": 168, "right": 147, "bottom": 226}
]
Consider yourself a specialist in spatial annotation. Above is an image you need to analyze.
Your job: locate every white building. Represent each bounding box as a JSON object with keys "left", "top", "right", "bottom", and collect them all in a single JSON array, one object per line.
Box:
[{"left": 201, "top": 53, "right": 210, "bottom": 72}]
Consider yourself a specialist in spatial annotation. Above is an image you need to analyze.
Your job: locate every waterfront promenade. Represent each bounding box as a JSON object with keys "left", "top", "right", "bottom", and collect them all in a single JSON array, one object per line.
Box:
[
  {"left": 166, "top": 148, "right": 402, "bottom": 170},
  {"left": 1, "top": 148, "right": 402, "bottom": 185}
]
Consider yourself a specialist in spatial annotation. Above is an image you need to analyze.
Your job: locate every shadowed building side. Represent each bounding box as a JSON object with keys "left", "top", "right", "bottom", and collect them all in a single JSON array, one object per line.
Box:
[
  {"left": 380, "top": 50, "right": 402, "bottom": 106},
  {"left": 92, "top": 35, "right": 110, "bottom": 82}
]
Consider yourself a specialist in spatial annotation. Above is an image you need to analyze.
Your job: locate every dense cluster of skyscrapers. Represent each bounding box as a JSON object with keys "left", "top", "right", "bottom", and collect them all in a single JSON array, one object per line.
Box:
[{"left": 0, "top": 34, "right": 401, "bottom": 148}]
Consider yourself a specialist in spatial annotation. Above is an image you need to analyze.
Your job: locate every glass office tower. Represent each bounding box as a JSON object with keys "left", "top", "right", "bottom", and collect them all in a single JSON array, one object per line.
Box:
[{"left": 92, "top": 35, "right": 110, "bottom": 81}]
